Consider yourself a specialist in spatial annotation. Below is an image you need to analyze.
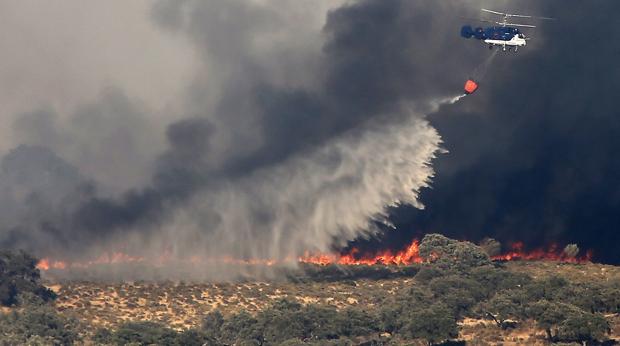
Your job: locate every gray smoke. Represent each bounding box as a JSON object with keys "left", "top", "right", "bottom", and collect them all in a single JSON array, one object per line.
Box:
[{"left": 0, "top": 0, "right": 533, "bottom": 278}]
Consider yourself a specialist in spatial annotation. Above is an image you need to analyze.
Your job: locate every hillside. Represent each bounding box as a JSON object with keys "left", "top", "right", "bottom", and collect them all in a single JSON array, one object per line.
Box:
[
  {"left": 38, "top": 261, "right": 620, "bottom": 345},
  {"left": 3, "top": 235, "right": 620, "bottom": 345}
]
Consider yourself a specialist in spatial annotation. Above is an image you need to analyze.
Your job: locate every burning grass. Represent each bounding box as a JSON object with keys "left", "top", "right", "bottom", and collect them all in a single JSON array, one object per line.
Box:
[{"left": 36, "top": 237, "right": 593, "bottom": 276}]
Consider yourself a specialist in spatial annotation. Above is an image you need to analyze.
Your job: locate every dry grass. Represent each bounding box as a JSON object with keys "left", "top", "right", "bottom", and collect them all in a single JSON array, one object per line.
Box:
[
  {"left": 504, "top": 261, "right": 620, "bottom": 283},
  {"left": 50, "top": 278, "right": 409, "bottom": 331},
  {"left": 40, "top": 261, "right": 620, "bottom": 343}
]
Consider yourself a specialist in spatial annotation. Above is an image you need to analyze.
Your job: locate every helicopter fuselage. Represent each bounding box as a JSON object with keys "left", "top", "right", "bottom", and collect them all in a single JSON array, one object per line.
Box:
[{"left": 461, "top": 26, "right": 527, "bottom": 50}]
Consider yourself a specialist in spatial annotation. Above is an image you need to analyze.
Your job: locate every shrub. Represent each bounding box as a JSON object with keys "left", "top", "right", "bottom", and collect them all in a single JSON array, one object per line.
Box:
[
  {"left": 201, "top": 310, "right": 224, "bottom": 339},
  {"left": 414, "top": 266, "right": 450, "bottom": 283},
  {"left": 175, "top": 329, "right": 214, "bottom": 346},
  {"left": 557, "top": 312, "right": 610, "bottom": 343},
  {"left": 561, "top": 281, "right": 620, "bottom": 314},
  {"left": 479, "top": 290, "right": 529, "bottom": 328},
  {"left": 332, "top": 308, "right": 379, "bottom": 337},
  {"left": 429, "top": 275, "right": 486, "bottom": 318},
  {"left": 527, "top": 300, "right": 583, "bottom": 341},
  {"left": 468, "top": 265, "right": 532, "bottom": 298},
  {"left": 108, "top": 321, "right": 179, "bottom": 345},
  {"left": 0, "top": 304, "right": 78, "bottom": 345},
  {"left": 220, "top": 311, "right": 261, "bottom": 344},
  {"left": 379, "top": 286, "right": 436, "bottom": 332},
  {"left": 521, "top": 276, "right": 569, "bottom": 302},
  {"left": 401, "top": 304, "right": 458, "bottom": 345},
  {"left": 0, "top": 250, "right": 56, "bottom": 306},
  {"left": 418, "top": 234, "right": 491, "bottom": 272},
  {"left": 479, "top": 238, "right": 502, "bottom": 257}
]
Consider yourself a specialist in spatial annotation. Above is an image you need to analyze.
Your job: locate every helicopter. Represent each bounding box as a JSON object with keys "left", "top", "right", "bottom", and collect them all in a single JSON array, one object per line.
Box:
[{"left": 461, "top": 9, "right": 554, "bottom": 52}]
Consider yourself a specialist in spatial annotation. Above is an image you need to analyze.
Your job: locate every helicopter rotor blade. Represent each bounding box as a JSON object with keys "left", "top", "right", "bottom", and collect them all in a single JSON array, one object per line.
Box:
[
  {"left": 506, "top": 23, "right": 537, "bottom": 28},
  {"left": 481, "top": 8, "right": 506, "bottom": 16},
  {"left": 507, "top": 14, "right": 533, "bottom": 18},
  {"left": 533, "top": 16, "right": 556, "bottom": 21},
  {"left": 482, "top": 8, "right": 556, "bottom": 21},
  {"left": 509, "top": 14, "right": 555, "bottom": 21},
  {"left": 459, "top": 17, "right": 497, "bottom": 25}
]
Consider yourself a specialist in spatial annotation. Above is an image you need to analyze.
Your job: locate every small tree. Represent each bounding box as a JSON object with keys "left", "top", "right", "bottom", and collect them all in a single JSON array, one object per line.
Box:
[
  {"left": 522, "top": 276, "right": 568, "bottom": 302},
  {"left": 469, "top": 265, "right": 532, "bottom": 298},
  {"left": 202, "top": 310, "right": 224, "bottom": 339},
  {"left": 0, "top": 304, "right": 78, "bottom": 345},
  {"left": 112, "top": 321, "right": 179, "bottom": 345},
  {"left": 563, "top": 244, "right": 580, "bottom": 259},
  {"left": 0, "top": 250, "right": 55, "bottom": 306},
  {"left": 558, "top": 312, "right": 610, "bottom": 344},
  {"left": 333, "top": 308, "right": 378, "bottom": 337},
  {"left": 479, "top": 238, "right": 502, "bottom": 257},
  {"left": 429, "top": 275, "right": 486, "bottom": 318},
  {"left": 402, "top": 304, "right": 458, "bottom": 345},
  {"left": 527, "top": 300, "right": 581, "bottom": 342},
  {"left": 380, "top": 286, "right": 436, "bottom": 333},
  {"left": 418, "top": 234, "right": 491, "bottom": 272},
  {"left": 481, "top": 291, "right": 527, "bottom": 328},
  {"left": 175, "top": 329, "right": 214, "bottom": 346},
  {"left": 220, "top": 311, "right": 261, "bottom": 344}
]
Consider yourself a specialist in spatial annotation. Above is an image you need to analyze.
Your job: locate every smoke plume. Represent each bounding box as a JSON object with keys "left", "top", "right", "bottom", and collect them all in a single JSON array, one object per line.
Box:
[
  {"left": 0, "top": 0, "right": 492, "bottom": 278},
  {"left": 363, "top": 0, "right": 620, "bottom": 264}
]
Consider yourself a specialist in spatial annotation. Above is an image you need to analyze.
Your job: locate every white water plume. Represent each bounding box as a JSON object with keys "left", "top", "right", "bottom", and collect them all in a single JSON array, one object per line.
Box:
[{"left": 134, "top": 97, "right": 464, "bottom": 278}]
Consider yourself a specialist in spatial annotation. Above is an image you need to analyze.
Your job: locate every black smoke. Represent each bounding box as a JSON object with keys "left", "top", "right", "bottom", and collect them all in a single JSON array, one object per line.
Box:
[{"left": 352, "top": 0, "right": 620, "bottom": 264}]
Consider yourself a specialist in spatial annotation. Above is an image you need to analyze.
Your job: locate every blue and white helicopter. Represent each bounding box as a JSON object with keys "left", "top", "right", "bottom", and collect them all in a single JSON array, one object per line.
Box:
[{"left": 461, "top": 9, "right": 554, "bottom": 52}]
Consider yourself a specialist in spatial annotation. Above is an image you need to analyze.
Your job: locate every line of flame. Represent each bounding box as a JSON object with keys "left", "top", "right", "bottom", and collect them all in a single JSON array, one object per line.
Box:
[
  {"left": 491, "top": 242, "right": 592, "bottom": 263},
  {"left": 35, "top": 239, "right": 591, "bottom": 272}
]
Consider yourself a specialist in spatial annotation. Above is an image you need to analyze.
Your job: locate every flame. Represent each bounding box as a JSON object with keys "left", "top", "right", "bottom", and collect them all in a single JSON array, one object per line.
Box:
[
  {"left": 35, "top": 239, "right": 592, "bottom": 272},
  {"left": 36, "top": 259, "right": 49, "bottom": 271},
  {"left": 300, "top": 240, "right": 423, "bottom": 266},
  {"left": 36, "top": 252, "right": 143, "bottom": 271},
  {"left": 36, "top": 258, "right": 66, "bottom": 271},
  {"left": 491, "top": 242, "right": 592, "bottom": 263}
]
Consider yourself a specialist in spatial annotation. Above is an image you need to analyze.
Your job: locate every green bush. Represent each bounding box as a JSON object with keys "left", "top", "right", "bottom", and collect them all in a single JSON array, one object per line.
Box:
[
  {"left": 201, "top": 310, "right": 224, "bottom": 339},
  {"left": 414, "top": 266, "right": 450, "bottom": 283},
  {"left": 219, "top": 311, "right": 261, "bottom": 344},
  {"left": 479, "top": 290, "right": 529, "bottom": 327},
  {"left": 0, "top": 250, "right": 56, "bottom": 306},
  {"left": 557, "top": 312, "right": 610, "bottom": 343},
  {"left": 92, "top": 321, "right": 216, "bottom": 346},
  {"left": 468, "top": 265, "right": 532, "bottom": 298},
  {"left": 521, "top": 276, "right": 569, "bottom": 302},
  {"left": 109, "top": 321, "right": 179, "bottom": 345},
  {"left": 0, "top": 304, "right": 78, "bottom": 345},
  {"left": 429, "top": 275, "right": 486, "bottom": 318},
  {"left": 418, "top": 234, "right": 491, "bottom": 272},
  {"left": 198, "top": 299, "right": 380, "bottom": 345},
  {"left": 379, "top": 286, "right": 436, "bottom": 332},
  {"left": 332, "top": 308, "right": 379, "bottom": 337},
  {"left": 401, "top": 303, "right": 458, "bottom": 345},
  {"left": 175, "top": 329, "right": 215, "bottom": 346},
  {"left": 559, "top": 281, "right": 620, "bottom": 314}
]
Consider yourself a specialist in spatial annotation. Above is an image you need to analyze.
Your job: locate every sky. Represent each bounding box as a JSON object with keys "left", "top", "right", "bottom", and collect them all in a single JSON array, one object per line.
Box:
[{"left": 0, "top": 0, "right": 618, "bottom": 275}]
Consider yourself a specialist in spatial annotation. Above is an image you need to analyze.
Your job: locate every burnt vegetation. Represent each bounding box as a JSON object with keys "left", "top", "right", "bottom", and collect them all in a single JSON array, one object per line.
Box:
[{"left": 1, "top": 234, "right": 620, "bottom": 345}]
